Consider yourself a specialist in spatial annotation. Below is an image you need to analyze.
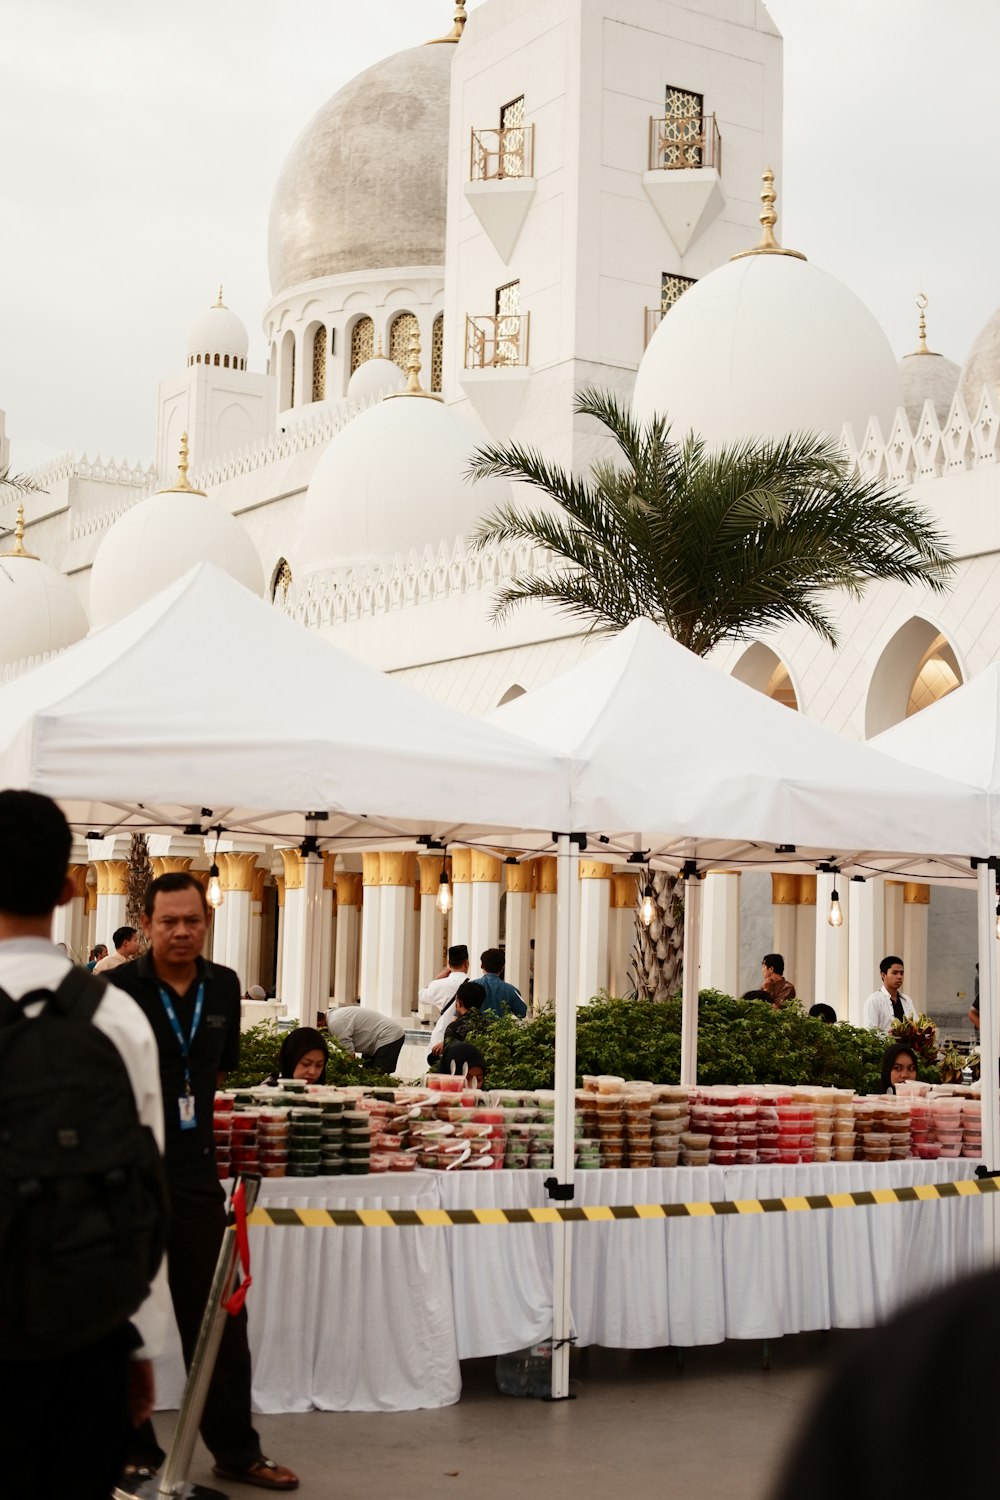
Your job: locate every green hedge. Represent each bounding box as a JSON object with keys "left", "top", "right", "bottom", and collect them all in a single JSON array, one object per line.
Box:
[
  {"left": 229, "top": 1020, "right": 398, "bottom": 1090},
  {"left": 468, "top": 991, "right": 936, "bottom": 1095}
]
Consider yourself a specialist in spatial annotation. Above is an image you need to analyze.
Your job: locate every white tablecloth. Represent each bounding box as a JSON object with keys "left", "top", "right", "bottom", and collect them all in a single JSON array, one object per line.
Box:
[{"left": 154, "top": 1159, "right": 984, "bottom": 1413}]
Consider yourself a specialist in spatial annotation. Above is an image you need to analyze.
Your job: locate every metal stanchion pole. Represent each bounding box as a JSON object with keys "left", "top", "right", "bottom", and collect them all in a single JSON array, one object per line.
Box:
[{"left": 115, "top": 1176, "right": 260, "bottom": 1500}]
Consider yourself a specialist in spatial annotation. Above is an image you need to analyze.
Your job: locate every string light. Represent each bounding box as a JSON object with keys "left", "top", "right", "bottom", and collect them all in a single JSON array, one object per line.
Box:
[
  {"left": 207, "top": 862, "right": 223, "bottom": 910},
  {"left": 436, "top": 868, "right": 452, "bottom": 917},
  {"left": 827, "top": 887, "right": 843, "bottom": 928},
  {"left": 640, "top": 882, "right": 656, "bottom": 928}
]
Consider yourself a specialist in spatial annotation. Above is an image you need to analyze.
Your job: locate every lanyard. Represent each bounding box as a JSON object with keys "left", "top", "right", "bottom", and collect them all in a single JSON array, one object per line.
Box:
[{"left": 158, "top": 981, "right": 205, "bottom": 1095}]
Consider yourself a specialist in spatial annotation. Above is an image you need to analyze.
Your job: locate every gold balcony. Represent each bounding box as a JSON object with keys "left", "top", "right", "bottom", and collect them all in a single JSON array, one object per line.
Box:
[
  {"left": 469, "top": 124, "right": 536, "bottom": 181},
  {"left": 647, "top": 113, "right": 722, "bottom": 172},
  {"left": 464, "top": 312, "right": 531, "bottom": 369}
]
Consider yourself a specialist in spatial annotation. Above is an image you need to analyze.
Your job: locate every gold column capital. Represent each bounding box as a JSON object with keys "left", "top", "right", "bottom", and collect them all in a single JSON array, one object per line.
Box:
[
  {"left": 450, "top": 848, "right": 473, "bottom": 885},
  {"left": 322, "top": 851, "right": 337, "bottom": 891},
  {"left": 797, "top": 874, "right": 817, "bottom": 906},
  {"left": 67, "top": 864, "right": 88, "bottom": 900},
  {"left": 771, "top": 873, "right": 799, "bottom": 907},
  {"left": 417, "top": 854, "right": 446, "bottom": 895},
  {"left": 470, "top": 851, "right": 501, "bottom": 884},
  {"left": 611, "top": 873, "right": 638, "bottom": 909},
  {"left": 251, "top": 866, "right": 267, "bottom": 904},
  {"left": 92, "top": 859, "right": 128, "bottom": 897},
  {"left": 579, "top": 860, "right": 612, "bottom": 881},
  {"left": 149, "top": 855, "right": 194, "bottom": 879},
  {"left": 903, "top": 882, "right": 931, "bottom": 906},
  {"left": 335, "top": 872, "right": 363, "bottom": 907},
  {"left": 84, "top": 883, "right": 97, "bottom": 914},
  {"left": 362, "top": 852, "right": 382, "bottom": 888},
  {"left": 217, "top": 851, "right": 260, "bottom": 893},
  {"left": 534, "top": 856, "right": 557, "bottom": 895},
  {"left": 274, "top": 874, "right": 286, "bottom": 908},
  {"left": 504, "top": 860, "right": 534, "bottom": 895},
  {"left": 380, "top": 851, "right": 417, "bottom": 887},
  {"left": 279, "top": 848, "right": 306, "bottom": 891}
]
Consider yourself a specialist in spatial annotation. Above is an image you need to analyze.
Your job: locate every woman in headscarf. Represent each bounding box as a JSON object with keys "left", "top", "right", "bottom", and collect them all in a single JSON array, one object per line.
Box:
[
  {"left": 877, "top": 1041, "right": 918, "bottom": 1094},
  {"left": 264, "top": 1026, "right": 330, "bottom": 1086},
  {"left": 438, "top": 1041, "right": 486, "bottom": 1090}
]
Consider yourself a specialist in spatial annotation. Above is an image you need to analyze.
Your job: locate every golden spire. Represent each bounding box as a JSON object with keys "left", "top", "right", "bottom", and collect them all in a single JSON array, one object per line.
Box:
[
  {"left": 215, "top": 285, "right": 225, "bottom": 308},
  {"left": 160, "top": 433, "right": 207, "bottom": 496},
  {"left": 427, "top": 1, "right": 466, "bottom": 43},
  {"left": 731, "top": 168, "right": 806, "bottom": 262},
  {"left": 911, "top": 291, "right": 936, "bottom": 355},
  {"left": 386, "top": 325, "right": 442, "bottom": 402},
  {"left": 0, "top": 503, "right": 39, "bottom": 560}
]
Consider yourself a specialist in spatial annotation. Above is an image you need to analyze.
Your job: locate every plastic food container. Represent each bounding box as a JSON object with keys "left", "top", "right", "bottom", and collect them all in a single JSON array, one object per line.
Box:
[
  {"left": 680, "top": 1132, "right": 711, "bottom": 1149},
  {"left": 681, "top": 1149, "right": 711, "bottom": 1166}
]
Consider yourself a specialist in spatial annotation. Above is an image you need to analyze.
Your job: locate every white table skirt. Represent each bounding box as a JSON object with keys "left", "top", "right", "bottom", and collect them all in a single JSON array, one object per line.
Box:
[{"left": 154, "top": 1159, "right": 984, "bottom": 1414}]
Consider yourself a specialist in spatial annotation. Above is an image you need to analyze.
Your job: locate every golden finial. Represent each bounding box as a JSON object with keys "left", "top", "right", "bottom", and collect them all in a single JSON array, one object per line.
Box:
[
  {"left": 0, "top": 502, "right": 39, "bottom": 560},
  {"left": 731, "top": 168, "right": 806, "bottom": 262},
  {"left": 912, "top": 291, "right": 934, "bottom": 355},
  {"left": 386, "top": 325, "right": 442, "bottom": 402},
  {"left": 427, "top": 1, "right": 466, "bottom": 43},
  {"left": 161, "top": 433, "right": 207, "bottom": 497},
  {"left": 215, "top": 285, "right": 225, "bottom": 308}
]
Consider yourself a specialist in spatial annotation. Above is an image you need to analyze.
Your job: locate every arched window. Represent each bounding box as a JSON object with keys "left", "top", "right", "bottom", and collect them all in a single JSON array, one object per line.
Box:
[
  {"left": 196, "top": 354, "right": 201, "bottom": 364},
  {"left": 270, "top": 558, "right": 293, "bottom": 603},
  {"left": 497, "top": 684, "right": 526, "bottom": 706},
  {"left": 311, "top": 325, "right": 327, "bottom": 402},
  {"left": 731, "top": 643, "right": 799, "bottom": 711},
  {"left": 213, "top": 353, "right": 220, "bottom": 366},
  {"left": 865, "top": 619, "right": 963, "bottom": 737},
  {"left": 389, "top": 312, "right": 419, "bottom": 371},
  {"left": 431, "top": 313, "right": 444, "bottom": 393},
  {"left": 223, "top": 355, "right": 230, "bottom": 368},
  {"left": 350, "top": 316, "right": 374, "bottom": 374}
]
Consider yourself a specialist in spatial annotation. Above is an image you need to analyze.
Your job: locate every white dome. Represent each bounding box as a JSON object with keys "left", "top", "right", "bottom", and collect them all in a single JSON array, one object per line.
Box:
[
  {"left": 960, "top": 304, "right": 1000, "bottom": 411},
  {"left": 302, "top": 394, "right": 509, "bottom": 570},
  {"left": 899, "top": 350, "right": 960, "bottom": 427},
  {"left": 89, "top": 480, "right": 264, "bottom": 630},
  {"left": 0, "top": 543, "right": 88, "bottom": 665},
  {"left": 347, "top": 355, "right": 407, "bottom": 402},
  {"left": 633, "top": 252, "right": 903, "bottom": 446},
  {"left": 187, "top": 299, "right": 249, "bottom": 365},
  {"left": 268, "top": 44, "right": 452, "bottom": 295}
]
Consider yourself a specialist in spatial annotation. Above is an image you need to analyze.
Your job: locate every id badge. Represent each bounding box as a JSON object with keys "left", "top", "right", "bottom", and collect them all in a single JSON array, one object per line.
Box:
[{"left": 178, "top": 1094, "right": 197, "bottom": 1131}]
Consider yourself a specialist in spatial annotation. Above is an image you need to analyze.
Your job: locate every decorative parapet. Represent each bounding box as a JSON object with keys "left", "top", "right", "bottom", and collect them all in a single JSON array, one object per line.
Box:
[
  {"left": 0, "top": 648, "right": 59, "bottom": 685},
  {"left": 27, "top": 452, "right": 156, "bottom": 491},
  {"left": 283, "top": 535, "right": 546, "bottom": 628},
  {"left": 189, "top": 390, "right": 382, "bottom": 492},
  {"left": 842, "top": 385, "right": 1000, "bottom": 484}
]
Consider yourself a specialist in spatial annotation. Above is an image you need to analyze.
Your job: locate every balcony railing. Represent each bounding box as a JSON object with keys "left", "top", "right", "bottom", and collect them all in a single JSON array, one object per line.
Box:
[
  {"left": 465, "top": 312, "right": 531, "bottom": 369},
  {"left": 470, "top": 124, "right": 536, "bottom": 181},
  {"left": 647, "top": 112, "right": 721, "bottom": 172},
  {"left": 644, "top": 307, "right": 664, "bottom": 348}
]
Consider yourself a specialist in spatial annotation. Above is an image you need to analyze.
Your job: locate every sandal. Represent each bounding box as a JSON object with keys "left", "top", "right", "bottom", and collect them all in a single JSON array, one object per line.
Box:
[{"left": 212, "top": 1457, "right": 300, "bottom": 1491}]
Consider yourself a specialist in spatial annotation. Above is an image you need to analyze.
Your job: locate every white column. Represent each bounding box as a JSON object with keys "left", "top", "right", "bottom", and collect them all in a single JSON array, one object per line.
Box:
[
  {"left": 211, "top": 851, "right": 261, "bottom": 989},
  {"left": 333, "top": 872, "right": 362, "bottom": 1004},
  {"left": 319, "top": 855, "right": 336, "bottom": 1013},
  {"left": 532, "top": 858, "right": 557, "bottom": 1009},
  {"left": 679, "top": 873, "right": 703, "bottom": 1087},
  {"left": 577, "top": 862, "right": 611, "bottom": 1004},
  {"left": 91, "top": 860, "right": 128, "bottom": 948},
  {"left": 376, "top": 853, "right": 415, "bottom": 1019},
  {"left": 247, "top": 866, "right": 265, "bottom": 991},
  {"left": 884, "top": 881, "right": 905, "bottom": 960},
  {"left": 795, "top": 876, "right": 817, "bottom": 1005},
  {"left": 450, "top": 849, "right": 473, "bottom": 958},
  {"left": 699, "top": 871, "right": 740, "bottom": 997},
  {"left": 401, "top": 882, "right": 419, "bottom": 1018},
  {"left": 848, "top": 876, "right": 883, "bottom": 1026},
  {"left": 608, "top": 873, "right": 636, "bottom": 997},
  {"left": 976, "top": 864, "right": 1000, "bottom": 1264},
  {"left": 275, "top": 875, "right": 286, "bottom": 987},
  {"left": 278, "top": 846, "right": 325, "bottom": 1026},
  {"left": 358, "top": 854, "right": 382, "bottom": 1007},
  {"left": 417, "top": 856, "right": 447, "bottom": 995},
  {"left": 53, "top": 857, "right": 89, "bottom": 958},
  {"left": 469, "top": 851, "right": 501, "bottom": 965},
  {"left": 902, "top": 883, "right": 930, "bottom": 1013},
  {"left": 814, "top": 870, "right": 849, "bottom": 1017},
  {"left": 503, "top": 860, "right": 533, "bottom": 1001},
  {"left": 770, "top": 873, "right": 799, "bottom": 982},
  {"left": 551, "top": 834, "right": 581, "bottom": 1400}
]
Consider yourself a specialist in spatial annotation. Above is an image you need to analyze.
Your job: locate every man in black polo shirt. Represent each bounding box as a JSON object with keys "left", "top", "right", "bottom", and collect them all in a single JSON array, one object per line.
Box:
[{"left": 116, "top": 872, "right": 298, "bottom": 1492}]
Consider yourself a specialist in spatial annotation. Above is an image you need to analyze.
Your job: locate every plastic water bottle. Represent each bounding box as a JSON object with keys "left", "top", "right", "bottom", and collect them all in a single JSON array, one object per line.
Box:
[{"left": 495, "top": 1340, "right": 553, "bottom": 1397}]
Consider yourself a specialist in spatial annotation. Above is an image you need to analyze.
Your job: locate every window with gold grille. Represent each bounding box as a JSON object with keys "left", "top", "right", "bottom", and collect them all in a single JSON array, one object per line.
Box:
[
  {"left": 389, "top": 312, "right": 419, "bottom": 371},
  {"left": 431, "top": 313, "right": 444, "bottom": 393},
  {"left": 289, "top": 346, "right": 295, "bottom": 407},
  {"left": 311, "top": 326, "right": 326, "bottom": 402},
  {"left": 495, "top": 281, "right": 521, "bottom": 368},
  {"left": 499, "top": 94, "right": 526, "bottom": 178},
  {"left": 660, "top": 85, "right": 704, "bottom": 168},
  {"left": 661, "top": 273, "right": 696, "bottom": 314},
  {"left": 350, "top": 317, "right": 374, "bottom": 374},
  {"left": 270, "top": 558, "right": 293, "bottom": 603}
]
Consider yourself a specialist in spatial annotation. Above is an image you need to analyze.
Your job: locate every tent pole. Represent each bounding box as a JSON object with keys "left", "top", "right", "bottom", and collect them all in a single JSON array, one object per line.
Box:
[
  {"left": 550, "top": 832, "right": 580, "bottom": 1400},
  {"left": 301, "top": 818, "right": 325, "bottom": 1027},
  {"left": 977, "top": 861, "right": 999, "bottom": 1266},
  {"left": 680, "top": 870, "right": 702, "bottom": 1087}
]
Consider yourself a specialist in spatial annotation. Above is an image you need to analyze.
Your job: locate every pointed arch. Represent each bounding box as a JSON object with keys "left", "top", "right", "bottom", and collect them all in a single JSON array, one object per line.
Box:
[
  {"left": 866, "top": 618, "right": 963, "bottom": 737},
  {"left": 730, "top": 643, "right": 799, "bottom": 711}
]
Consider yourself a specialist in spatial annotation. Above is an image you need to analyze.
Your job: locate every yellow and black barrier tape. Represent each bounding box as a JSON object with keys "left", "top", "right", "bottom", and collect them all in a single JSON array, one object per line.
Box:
[{"left": 244, "top": 1175, "right": 999, "bottom": 1230}]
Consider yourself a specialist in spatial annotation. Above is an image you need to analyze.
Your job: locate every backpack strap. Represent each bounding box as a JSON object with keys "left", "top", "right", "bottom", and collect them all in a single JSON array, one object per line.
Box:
[
  {"left": 0, "top": 985, "right": 22, "bottom": 1028},
  {"left": 48, "top": 965, "right": 109, "bottom": 1022}
]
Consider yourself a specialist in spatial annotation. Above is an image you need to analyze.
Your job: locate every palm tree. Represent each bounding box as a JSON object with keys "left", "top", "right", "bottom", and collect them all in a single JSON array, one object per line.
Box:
[{"left": 469, "top": 388, "right": 954, "bottom": 997}]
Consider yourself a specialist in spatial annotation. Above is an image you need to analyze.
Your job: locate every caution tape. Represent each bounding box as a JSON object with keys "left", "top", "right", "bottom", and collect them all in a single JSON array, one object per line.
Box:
[{"left": 243, "top": 1175, "right": 1000, "bottom": 1229}]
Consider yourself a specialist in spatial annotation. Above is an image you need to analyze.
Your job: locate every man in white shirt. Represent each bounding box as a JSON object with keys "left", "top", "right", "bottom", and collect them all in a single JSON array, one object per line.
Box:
[
  {"left": 862, "top": 955, "right": 918, "bottom": 1033},
  {"left": 0, "top": 789, "right": 168, "bottom": 1497},
  {"left": 418, "top": 944, "right": 470, "bottom": 1020},
  {"left": 94, "top": 923, "right": 141, "bottom": 972}
]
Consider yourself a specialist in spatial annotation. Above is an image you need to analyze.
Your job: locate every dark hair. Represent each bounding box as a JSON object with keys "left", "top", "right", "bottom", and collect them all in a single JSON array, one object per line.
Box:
[
  {"left": 808, "top": 1003, "right": 837, "bottom": 1024},
  {"left": 480, "top": 947, "right": 505, "bottom": 975},
  {"left": 742, "top": 989, "right": 773, "bottom": 1003},
  {"left": 762, "top": 953, "right": 785, "bottom": 974},
  {"left": 277, "top": 1027, "right": 329, "bottom": 1082},
  {"left": 455, "top": 980, "right": 485, "bottom": 1012},
  {"left": 448, "top": 944, "right": 469, "bottom": 967},
  {"left": 90, "top": 944, "right": 107, "bottom": 961},
  {"left": 112, "top": 925, "right": 136, "bottom": 950},
  {"left": 144, "top": 871, "right": 208, "bottom": 917},
  {"left": 439, "top": 1041, "right": 486, "bottom": 1081},
  {"left": 880, "top": 955, "right": 903, "bottom": 975},
  {"left": 0, "top": 790, "right": 71, "bottom": 916},
  {"left": 878, "top": 1043, "right": 918, "bottom": 1094}
]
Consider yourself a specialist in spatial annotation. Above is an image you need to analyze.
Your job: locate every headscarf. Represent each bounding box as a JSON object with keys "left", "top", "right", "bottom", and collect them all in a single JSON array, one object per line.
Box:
[
  {"left": 877, "top": 1042, "right": 917, "bottom": 1095},
  {"left": 277, "top": 1026, "right": 330, "bottom": 1082}
]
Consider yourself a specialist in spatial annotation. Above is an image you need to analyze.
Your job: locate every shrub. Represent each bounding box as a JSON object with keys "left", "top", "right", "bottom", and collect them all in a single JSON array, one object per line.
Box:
[
  {"left": 229, "top": 1020, "right": 398, "bottom": 1090},
  {"left": 469, "top": 991, "right": 929, "bottom": 1094}
]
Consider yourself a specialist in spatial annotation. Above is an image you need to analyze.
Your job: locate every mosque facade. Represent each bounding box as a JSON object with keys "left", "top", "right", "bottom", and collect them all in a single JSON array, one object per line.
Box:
[{"left": 1, "top": 0, "right": 993, "bottom": 1033}]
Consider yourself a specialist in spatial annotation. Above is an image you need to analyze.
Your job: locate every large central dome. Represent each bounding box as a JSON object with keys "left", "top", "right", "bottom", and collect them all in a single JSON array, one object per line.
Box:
[{"left": 268, "top": 44, "right": 453, "bottom": 296}]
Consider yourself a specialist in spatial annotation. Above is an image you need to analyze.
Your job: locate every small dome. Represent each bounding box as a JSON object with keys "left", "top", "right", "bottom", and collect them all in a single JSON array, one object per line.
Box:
[
  {"left": 347, "top": 355, "right": 407, "bottom": 402},
  {"left": 268, "top": 44, "right": 453, "bottom": 295},
  {"left": 633, "top": 251, "right": 902, "bottom": 446},
  {"left": 959, "top": 304, "right": 1000, "bottom": 411},
  {"left": 899, "top": 351, "right": 960, "bottom": 427},
  {"left": 0, "top": 509, "right": 88, "bottom": 665},
  {"left": 302, "top": 391, "right": 509, "bottom": 570},
  {"left": 89, "top": 441, "right": 264, "bottom": 629},
  {"left": 186, "top": 293, "right": 249, "bottom": 366}
]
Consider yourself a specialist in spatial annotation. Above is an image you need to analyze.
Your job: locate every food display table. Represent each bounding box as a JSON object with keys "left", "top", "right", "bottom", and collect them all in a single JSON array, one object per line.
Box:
[{"left": 154, "top": 1158, "right": 984, "bottom": 1414}]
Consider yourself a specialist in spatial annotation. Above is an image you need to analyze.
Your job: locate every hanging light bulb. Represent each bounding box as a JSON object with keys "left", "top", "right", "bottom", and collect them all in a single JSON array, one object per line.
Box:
[
  {"left": 206, "top": 862, "right": 224, "bottom": 910},
  {"left": 827, "top": 887, "right": 843, "bottom": 928},
  {"left": 640, "top": 882, "right": 656, "bottom": 927},
  {"left": 995, "top": 900, "right": 1000, "bottom": 940},
  {"left": 436, "top": 869, "right": 452, "bottom": 917}
]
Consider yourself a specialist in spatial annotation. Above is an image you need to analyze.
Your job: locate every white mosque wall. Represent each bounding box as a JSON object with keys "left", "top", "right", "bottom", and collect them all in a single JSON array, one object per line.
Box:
[{"left": 156, "top": 365, "right": 275, "bottom": 485}]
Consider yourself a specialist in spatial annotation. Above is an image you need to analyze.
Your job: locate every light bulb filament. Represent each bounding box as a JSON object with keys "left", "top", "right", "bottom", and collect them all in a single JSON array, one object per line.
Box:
[
  {"left": 640, "top": 884, "right": 655, "bottom": 928},
  {"left": 207, "top": 863, "right": 224, "bottom": 910},
  {"left": 828, "top": 889, "right": 843, "bottom": 928},
  {"left": 436, "top": 873, "right": 452, "bottom": 916}
]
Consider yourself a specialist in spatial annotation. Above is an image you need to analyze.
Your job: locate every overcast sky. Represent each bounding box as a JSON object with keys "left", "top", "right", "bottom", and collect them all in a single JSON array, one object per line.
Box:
[{"left": 2, "top": 0, "right": 997, "bottom": 471}]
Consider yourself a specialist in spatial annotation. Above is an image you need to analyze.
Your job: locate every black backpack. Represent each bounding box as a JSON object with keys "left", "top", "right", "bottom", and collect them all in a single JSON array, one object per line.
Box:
[{"left": 0, "top": 966, "right": 168, "bottom": 1361}]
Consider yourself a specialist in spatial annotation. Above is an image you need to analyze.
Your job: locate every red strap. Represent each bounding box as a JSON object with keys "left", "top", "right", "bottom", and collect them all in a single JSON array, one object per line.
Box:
[{"left": 223, "top": 1178, "right": 253, "bottom": 1316}]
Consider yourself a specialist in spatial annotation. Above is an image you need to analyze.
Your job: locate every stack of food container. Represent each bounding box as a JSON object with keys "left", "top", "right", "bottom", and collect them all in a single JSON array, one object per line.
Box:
[
  {"left": 623, "top": 1085, "right": 653, "bottom": 1168},
  {"left": 930, "top": 1095, "right": 963, "bottom": 1159},
  {"left": 230, "top": 1106, "right": 260, "bottom": 1176},
  {"left": 812, "top": 1093, "right": 834, "bottom": 1162},
  {"left": 963, "top": 1098, "right": 982, "bottom": 1159},
  {"left": 595, "top": 1077, "right": 626, "bottom": 1167},
  {"left": 651, "top": 1094, "right": 687, "bottom": 1167},
  {"left": 213, "top": 1094, "right": 233, "bottom": 1179},
  {"left": 258, "top": 1106, "right": 290, "bottom": 1176},
  {"left": 833, "top": 1096, "right": 856, "bottom": 1161}
]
